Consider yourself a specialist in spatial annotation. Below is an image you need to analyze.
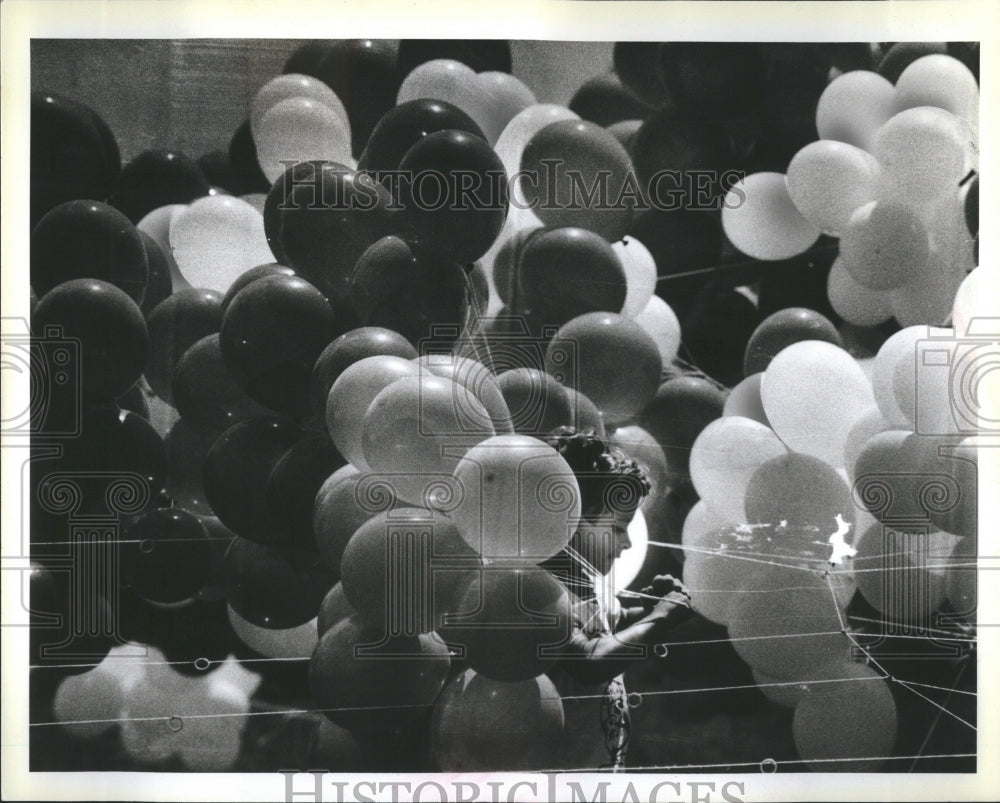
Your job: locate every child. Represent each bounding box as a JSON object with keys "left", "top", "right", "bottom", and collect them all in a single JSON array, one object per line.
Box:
[{"left": 542, "top": 427, "right": 694, "bottom": 770}]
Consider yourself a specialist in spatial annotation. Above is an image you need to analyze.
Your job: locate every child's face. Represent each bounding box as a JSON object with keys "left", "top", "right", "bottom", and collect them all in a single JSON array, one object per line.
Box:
[{"left": 570, "top": 505, "right": 638, "bottom": 577}]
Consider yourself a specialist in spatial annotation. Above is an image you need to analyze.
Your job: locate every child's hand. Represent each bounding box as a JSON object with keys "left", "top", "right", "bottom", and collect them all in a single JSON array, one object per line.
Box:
[{"left": 640, "top": 574, "right": 691, "bottom": 612}]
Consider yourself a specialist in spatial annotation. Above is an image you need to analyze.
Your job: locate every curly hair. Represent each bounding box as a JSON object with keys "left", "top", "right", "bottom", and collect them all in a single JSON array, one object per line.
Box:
[{"left": 547, "top": 426, "right": 651, "bottom": 520}]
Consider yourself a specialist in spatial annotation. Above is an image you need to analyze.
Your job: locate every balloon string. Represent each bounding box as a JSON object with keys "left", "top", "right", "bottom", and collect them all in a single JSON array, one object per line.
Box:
[
  {"left": 847, "top": 614, "right": 976, "bottom": 640},
  {"left": 29, "top": 654, "right": 311, "bottom": 671},
  {"left": 893, "top": 677, "right": 976, "bottom": 698},
  {"left": 908, "top": 658, "right": 973, "bottom": 772},
  {"left": 823, "top": 573, "right": 895, "bottom": 681},
  {"left": 647, "top": 540, "right": 821, "bottom": 573},
  {"left": 655, "top": 242, "right": 841, "bottom": 286},
  {"left": 842, "top": 561, "right": 979, "bottom": 576},
  {"left": 29, "top": 535, "right": 236, "bottom": 546},
  {"left": 894, "top": 679, "right": 977, "bottom": 732}
]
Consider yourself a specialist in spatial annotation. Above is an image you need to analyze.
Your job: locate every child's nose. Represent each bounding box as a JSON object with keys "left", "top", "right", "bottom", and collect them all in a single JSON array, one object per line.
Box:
[{"left": 615, "top": 527, "right": 632, "bottom": 552}]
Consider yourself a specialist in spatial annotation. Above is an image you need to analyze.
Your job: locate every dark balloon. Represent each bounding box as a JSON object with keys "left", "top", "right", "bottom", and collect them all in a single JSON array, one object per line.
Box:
[
  {"left": 120, "top": 507, "right": 213, "bottom": 606},
  {"left": 659, "top": 43, "right": 766, "bottom": 119},
  {"left": 199, "top": 141, "right": 268, "bottom": 198},
  {"left": 108, "top": 149, "right": 211, "bottom": 224},
  {"left": 202, "top": 416, "right": 303, "bottom": 543},
  {"left": 145, "top": 288, "right": 223, "bottom": 404},
  {"left": 116, "top": 382, "right": 149, "bottom": 420},
  {"left": 314, "top": 40, "right": 401, "bottom": 156},
  {"left": 514, "top": 226, "right": 626, "bottom": 331},
  {"left": 360, "top": 99, "right": 486, "bottom": 176},
  {"left": 30, "top": 92, "right": 120, "bottom": 227},
  {"left": 310, "top": 614, "right": 451, "bottom": 733},
  {"left": 613, "top": 43, "right": 672, "bottom": 108},
  {"left": 339, "top": 508, "right": 479, "bottom": 634},
  {"left": 641, "top": 375, "right": 726, "bottom": 480},
  {"left": 221, "top": 119, "right": 271, "bottom": 195},
  {"left": 311, "top": 327, "right": 418, "bottom": 417},
  {"left": 681, "top": 286, "right": 763, "bottom": 388},
  {"left": 317, "top": 582, "right": 356, "bottom": 638},
  {"left": 31, "top": 200, "right": 148, "bottom": 303},
  {"left": 276, "top": 162, "right": 397, "bottom": 300},
  {"left": 220, "top": 263, "right": 295, "bottom": 316},
  {"left": 439, "top": 567, "right": 572, "bottom": 683},
  {"left": 349, "top": 236, "right": 471, "bottom": 349},
  {"left": 877, "top": 42, "right": 949, "bottom": 83},
  {"left": 744, "top": 453, "right": 855, "bottom": 530},
  {"left": 32, "top": 279, "right": 148, "bottom": 400},
  {"left": 568, "top": 72, "right": 654, "bottom": 128},
  {"left": 172, "top": 334, "right": 272, "bottom": 441},
  {"left": 396, "top": 39, "right": 512, "bottom": 79},
  {"left": 606, "top": 120, "right": 642, "bottom": 157},
  {"left": 59, "top": 405, "right": 167, "bottom": 488},
  {"left": 266, "top": 433, "right": 347, "bottom": 551},
  {"left": 495, "top": 368, "right": 573, "bottom": 437},
  {"left": 220, "top": 274, "right": 343, "bottom": 416},
  {"left": 137, "top": 230, "right": 174, "bottom": 316},
  {"left": 223, "top": 536, "right": 337, "bottom": 628},
  {"left": 283, "top": 40, "right": 337, "bottom": 76},
  {"left": 520, "top": 120, "right": 632, "bottom": 243},
  {"left": 743, "top": 307, "right": 843, "bottom": 377},
  {"left": 164, "top": 418, "right": 215, "bottom": 515},
  {"left": 397, "top": 130, "right": 508, "bottom": 265}
]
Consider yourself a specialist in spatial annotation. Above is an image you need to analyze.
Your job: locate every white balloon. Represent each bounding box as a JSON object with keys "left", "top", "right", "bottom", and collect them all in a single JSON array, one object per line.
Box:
[
  {"left": 613, "top": 236, "right": 657, "bottom": 318},
  {"left": 397, "top": 58, "right": 476, "bottom": 106},
  {"left": 634, "top": 295, "right": 681, "bottom": 365},
  {"left": 251, "top": 73, "right": 350, "bottom": 142},
  {"left": 722, "top": 173, "right": 821, "bottom": 261},
  {"left": 786, "top": 140, "right": 880, "bottom": 235},
  {"left": 255, "top": 97, "right": 352, "bottom": 184},
  {"left": 894, "top": 55, "right": 979, "bottom": 122},
  {"left": 873, "top": 107, "right": 970, "bottom": 201},
  {"left": 816, "top": 70, "right": 896, "bottom": 152},
  {"left": 137, "top": 204, "right": 191, "bottom": 291},
  {"left": 870, "top": 326, "right": 928, "bottom": 427},
  {"left": 169, "top": 196, "right": 274, "bottom": 292},
  {"left": 826, "top": 256, "right": 893, "bottom": 326},
  {"left": 494, "top": 104, "right": 579, "bottom": 181}
]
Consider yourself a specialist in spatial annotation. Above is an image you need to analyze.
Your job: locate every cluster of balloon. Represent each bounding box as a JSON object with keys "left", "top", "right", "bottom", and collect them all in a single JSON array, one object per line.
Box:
[
  {"left": 51, "top": 643, "right": 261, "bottom": 770},
  {"left": 723, "top": 53, "right": 978, "bottom": 329}
]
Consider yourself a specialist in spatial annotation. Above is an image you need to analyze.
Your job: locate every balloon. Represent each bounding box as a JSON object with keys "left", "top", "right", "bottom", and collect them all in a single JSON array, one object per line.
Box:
[
  {"left": 495, "top": 368, "right": 573, "bottom": 436},
  {"left": 952, "top": 267, "right": 993, "bottom": 337},
  {"left": 641, "top": 376, "right": 727, "bottom": 480},
  {"left": 449, "top": 434, "right": 581, "bottom": 561},
  {"left": 815, "top": 70, "right": 896, "bottom": 151},
  {"left": 439, "top": 566, "right": 572, "bottom": 682},
  {"left": 514, "top": 227, "right": 626, "bottom": 332},
  {"left": 220, "top": 263, "right": 295, "bottom": 316},
  {"left": 30, "top": 91, "right": 120, "bottom": 227},
  {"left": 786, "top": 141, "right": 880, "bottom": 236},
  {"left": 349, "top": 236, "right": 471, "bottom": 348},
  {"left": 339, "top": 507, "right": 478, "bottom": 634},
  {"left": 172, "top": 334, "right": 271, "bottom": 440},
  {"left": 431, "top": 669, "right": 564, "bottom": 771},
  {"left": 220, "top": 273, "right": 343, "bottom": 416},
  {"left": 545, "top": 312, "right": 662, "bottom": 425},
  {"left": 690, "top": 417, "right": 788, "bottom": 524},
  {"left": 144, "top": 288, "right": 223, "bottom": 404},
  {"left": 396, "top": 129, "right": 508, "bottom": 265},
  {"left": 520, "top": 119, "right": 634, "bottom": 242},
  {"left": 464, "top": 71, "right": 537, "bottom": 146},
  {"left": 137, "top": 230, "right": 174, "bottom": 316},
  {"left": 416, "top": 355, "right": 513, "bottom": 435},
  {"left": 52, "top": 651, "right": 127, "bottom": 738},
  {"left": 137, "top": 204, "right": 190, "bottom": 291},
  {"left": 894, "top": 55, "right": 979, "bottom": 122},
  {"left": 313, "top": 465, "right": 401, "bottom": 572},
  {"left": 276, "top": 162, "right": 396, "bottom": 300},
  {"left": 659, "top": 43, "right": 766, "bottom": 119},
  {"left": 311, "top": 40, "right": 401, "bottom": 156},
  {"left": 723, "top": 373, "right": 770, "bottom": 427},
  {"left": 873, "top": 107, "right": 970, "bottom": 200},
  {"left": 317, "top": 582, "right": 357, "bottom": 637},
  {"left": 227, "top": 605, "right": 318, "bottom": 659},
  {"left": 109, "top": 149, "right": 211, "bottom": 224},
  {"left": 792, "top": 661, "right": 897, "bottom": 772},
  {"left": 568, "top": 72, "right": 653, "bottom": 129},
  {"left": 360, "top": 98, "right": 485, "bottom": 175},
  {"left": 680, "top": 286, "right": 763, "bottom": 388},
  {"left": 397, "top": 58, "right": 476, "bottom": 106},
  {"left": 169, "top": 196, "right": 275, "bottom": 293},
  {"left": 745, "top": 452, "right": 854, "bottom": 532},
  {"left": 853, "top": 523, "right": 955, "bottom": 626},
  {"left": 325, "top": 356, "right": 422, "bottom": 470},
  {"left": 722, "top": 172, "right": 821, "bottom": 261},
  {"left": 606, "top": 119, "right": 642, "bottom": 155},
  {"left": 841, "top": 409, "right": 893, "bottom": 480},
  {"left": 494, "top": 104, "right": 579, "bottom": 182},
  {"left": 870, "top": 326, "right": 926, "bottom": 427},
  {"left": 613, "top": 236, "right": 657, "bottom": 319},
  {"left": 826, "top": 257, "right": 893, "bottom": 327},
  {"left": 838, "top": 201, "right": 931, "bottom": 291},
  {"left": 760, "top": 340, "right": 878, "bottom": 467},
  {"left": 946, "top": 535, "right": 976, "bottom": 622},
  {"left": 309, "top": 614, "right": 451, "bottom": 733},
  {"left": 255, "top": 97, "right": 351, "bottom": 184},
  {"left": 361, "top": 374, "right": 494, "bottom": 501},
  {"left": 121, "top": 508, "right": 213, "bottom": 606},
  {"left": 908, "top": 435, "right": 978, "bottom": 538},
  {"left": 31, "top": 200, "right": 148, "bottom": 302},
  {"left": 202, "top": 416, "right": 303, "bottom": 543},
  {"left": 744, "top": 307, "right": 844, "bottom": 376},
  {"left": 878, "top": 42, "right": 949, "bottom": 82},
  {"left": 727, "top": 568, "right": 851, "bottom": 679},
  {"left": 223, "top": 536, "right": 336, "bottom": 629},
  {"left": 563, "top": 387, "right": 606, "bottom": 438},
  {"left": 251, "top": 73, "right": 350, "bottom": 143},
  {"left": 265, "top": 433, "right": 347, "bottom": 551},
  {"left": 32, "top": 279, "right": 148, "bottom": 400}
]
